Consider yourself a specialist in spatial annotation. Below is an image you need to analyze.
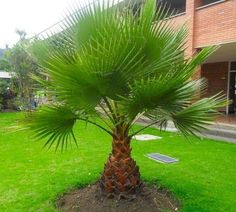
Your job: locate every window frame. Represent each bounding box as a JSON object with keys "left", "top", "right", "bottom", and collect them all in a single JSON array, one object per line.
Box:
[{"left": 196, "top": 0, "right": 226, "bottom": 10}]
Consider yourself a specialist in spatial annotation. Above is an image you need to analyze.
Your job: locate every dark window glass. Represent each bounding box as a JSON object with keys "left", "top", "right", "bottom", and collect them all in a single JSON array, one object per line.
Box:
[
  {"left": 157, "top": 0, "right": 186, "bottom": 15},
  {"left": 199, "top": 0, "right": 223, "bottom": 7},
  {"left": 231, "top": 62, "right": 236, "bottom": 71}
]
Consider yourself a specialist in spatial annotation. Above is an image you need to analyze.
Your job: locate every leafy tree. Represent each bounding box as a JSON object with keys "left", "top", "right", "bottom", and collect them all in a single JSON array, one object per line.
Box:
[
  {"left": 6, "top": 31, "right": 40, "bottom": 109},
  {"left": 0, "top": 79, "right": 11, "bottom": 110},
  {"left": 28, "top": 0, "right": 226, "bottom": 195},
  {"left": 0, "top": 47, "right": 10, "bottom": 70},
  {"left": 0, "top": 49, "right": 12, "bottom": 110},
  {"left": 0, "top": 58, "right": 10, "bottom": 70},
  {"left": 0, "top": 49, "right": 4, "bottom": 58}
]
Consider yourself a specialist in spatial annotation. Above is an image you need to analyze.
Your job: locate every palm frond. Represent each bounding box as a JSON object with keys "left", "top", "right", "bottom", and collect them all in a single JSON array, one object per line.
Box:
[
  {"left": 31, "top": 0, "right": 189, "bottom": 102},
  {"left": 26, "top": 105, "right": 78, "bottom": 151},
  {"left": 29, "top": 0, "right": 227, "bottom": 143},
  {"left": 122, "top": 74, "right": 208, "bottom": 119},
  {"left": 171, "top": 94, "right": 227, "bottom": 136}
]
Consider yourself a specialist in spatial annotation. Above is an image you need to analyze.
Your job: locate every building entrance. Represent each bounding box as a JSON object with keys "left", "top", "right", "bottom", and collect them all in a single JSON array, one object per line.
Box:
[{"left": 229, "top": 72, "right": 236, "bottom": 114}]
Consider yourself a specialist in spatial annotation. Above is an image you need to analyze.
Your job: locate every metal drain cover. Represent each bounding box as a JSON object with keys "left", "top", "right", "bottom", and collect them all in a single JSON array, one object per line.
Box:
[
  {"left": 146, "top": 153, "right": 179, "bottom": 164},
  {"left": 133, "top": 134, "right": 162, "bottom": 141}
]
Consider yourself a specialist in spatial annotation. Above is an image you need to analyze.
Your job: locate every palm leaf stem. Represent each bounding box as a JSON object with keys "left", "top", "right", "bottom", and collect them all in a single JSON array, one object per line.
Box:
[
  {"left": 128, "top": 119, "right": 161, "bottom": 138},
  {"left": 95, "top": 109, "right": 114, "bottom": 130},
  {"left": 98, "top": 103, "right": 116, "bottom": 124},
  {"left": 77, "top": 117, "right": 114, "bottom": 137},
  {"left": 103, "top": 97, "right": 118, "bottom": 122}
]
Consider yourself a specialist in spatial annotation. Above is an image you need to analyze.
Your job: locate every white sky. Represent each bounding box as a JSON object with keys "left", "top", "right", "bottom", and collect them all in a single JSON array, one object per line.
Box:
[{"left": 0, "top": 0, "right": 91, "bottom": 48}]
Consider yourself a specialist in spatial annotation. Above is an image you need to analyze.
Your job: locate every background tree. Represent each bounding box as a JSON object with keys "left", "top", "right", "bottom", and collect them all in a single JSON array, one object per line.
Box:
[
  {"left": 0, "top": 79, "right": 12, "bottom": 110},
  {"left": 6, "top": 30, "right": 41, "bottom": 109},
  {"left": 28, "top": 0, "right": 226, "bottom": 196},
  {"left": 0, "top": 48, "right": 12, "bottom": 110},
  {"left": 0, "top": 46, "right": 10, "bottom": 71},
  {"left": 0, "top": 58, "right": 10, "bottom": 70}
]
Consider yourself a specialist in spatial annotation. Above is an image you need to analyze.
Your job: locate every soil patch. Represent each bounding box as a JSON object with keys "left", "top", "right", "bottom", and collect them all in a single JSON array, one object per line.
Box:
[{"left": 57, "top": 182, "right": 179, "bottom": 212}]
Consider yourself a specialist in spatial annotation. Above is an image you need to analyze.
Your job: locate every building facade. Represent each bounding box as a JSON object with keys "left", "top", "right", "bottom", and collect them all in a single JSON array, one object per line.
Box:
[{"left": 162, "top": 0, "right": 236, "bottom": 114}]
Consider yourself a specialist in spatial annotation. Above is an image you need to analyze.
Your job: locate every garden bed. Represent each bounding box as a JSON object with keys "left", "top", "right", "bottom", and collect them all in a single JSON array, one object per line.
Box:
[{"left": 57, "top": 182, "right": 179, "bottom": 212}]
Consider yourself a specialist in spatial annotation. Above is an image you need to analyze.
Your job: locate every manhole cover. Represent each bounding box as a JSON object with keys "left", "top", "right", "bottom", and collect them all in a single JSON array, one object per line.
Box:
[
  {"left": 133, "top": 134, "right": 162, "bottom": 141},
  {"left": 146, "top": 153, "right": 179, "bottom": 164}
]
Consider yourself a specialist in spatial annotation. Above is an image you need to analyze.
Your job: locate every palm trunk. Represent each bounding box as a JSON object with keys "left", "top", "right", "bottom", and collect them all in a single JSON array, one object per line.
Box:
[{"left": 100, "top": 129, "right": 141, "bottom": 195}]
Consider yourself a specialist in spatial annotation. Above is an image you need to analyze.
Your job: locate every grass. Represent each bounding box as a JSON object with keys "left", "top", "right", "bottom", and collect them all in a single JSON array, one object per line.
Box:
[{"left": 0, "top": 112, "right": 236, "bottom": 211}]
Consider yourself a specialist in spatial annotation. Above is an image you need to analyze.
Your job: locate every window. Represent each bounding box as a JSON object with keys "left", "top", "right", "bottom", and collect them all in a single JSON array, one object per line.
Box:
[
  {"left": 231, "top": 62, "right": 236, "bottom": 71},
  {"left": 157, "top": 0, "right": 186, "bottom": 15},
  {"left": 197, "top": 0, "right": 224, "bottom": 8}
]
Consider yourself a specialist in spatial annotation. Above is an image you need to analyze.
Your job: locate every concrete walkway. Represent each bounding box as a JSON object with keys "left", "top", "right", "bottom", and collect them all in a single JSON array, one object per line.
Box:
[
  {"left": 137, "top": 117, "right": 236, "bottom": 144},
  {"left": 200, "top": 123, "right": 236, "bottom": 143}
]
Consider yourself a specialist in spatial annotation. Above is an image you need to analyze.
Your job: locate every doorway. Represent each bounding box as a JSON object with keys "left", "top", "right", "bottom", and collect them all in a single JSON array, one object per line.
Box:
[{"left": 229, "top": 71, "right": 236, "bottom": 114}]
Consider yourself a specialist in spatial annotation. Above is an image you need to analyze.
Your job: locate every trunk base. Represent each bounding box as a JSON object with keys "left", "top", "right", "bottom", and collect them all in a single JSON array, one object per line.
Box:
[{"left": 100, "top": 153, "right": 141, "bottom": 195}]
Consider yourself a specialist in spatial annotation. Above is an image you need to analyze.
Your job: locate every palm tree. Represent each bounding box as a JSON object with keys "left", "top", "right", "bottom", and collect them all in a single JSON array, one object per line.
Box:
[{"left": 29, "top": 0, "right": 226, "bottom": 195}]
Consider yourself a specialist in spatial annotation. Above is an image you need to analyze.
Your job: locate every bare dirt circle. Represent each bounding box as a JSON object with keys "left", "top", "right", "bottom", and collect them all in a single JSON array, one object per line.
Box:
[{"left": 57, "top": 182, "right": 179, "bottom": 212}]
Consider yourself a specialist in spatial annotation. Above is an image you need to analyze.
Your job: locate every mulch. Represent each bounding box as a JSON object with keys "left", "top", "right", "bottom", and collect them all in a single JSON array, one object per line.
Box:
[{"left": 57, "top": 182, "right": 179, "bottom": 212}]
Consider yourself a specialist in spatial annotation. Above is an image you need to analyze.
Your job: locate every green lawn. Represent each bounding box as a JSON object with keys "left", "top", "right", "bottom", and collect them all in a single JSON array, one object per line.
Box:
[{"left": 0, "top": 112, "right": 236, "bottom": 211}]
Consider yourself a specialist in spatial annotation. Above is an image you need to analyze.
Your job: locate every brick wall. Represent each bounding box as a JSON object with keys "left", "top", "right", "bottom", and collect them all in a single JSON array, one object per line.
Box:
[
  {"left": 157, "top": 12, "right": 193, "bottom": 57},
  {"left": 201, "top": 62, "right": 228, "bottom": 96},
  {"left": 163, "top": 0, "right": 196, "bottom": 57},
  {"left": 165, "top": 0, "right": 236, "bottom": 51},
  {"left": 165, "top": 13, "right": 187, "bottom": 27},
  {"left": 194, "top": 0, "right": 236, "bottom": 47},
  {"left": 162, "top": 1, "right": 234, "bottom": 112}
]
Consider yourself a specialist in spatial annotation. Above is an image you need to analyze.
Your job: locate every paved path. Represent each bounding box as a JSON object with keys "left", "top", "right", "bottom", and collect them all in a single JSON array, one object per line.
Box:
[{"left": 137, "top": 118, "right": 236, "bottom": 144}]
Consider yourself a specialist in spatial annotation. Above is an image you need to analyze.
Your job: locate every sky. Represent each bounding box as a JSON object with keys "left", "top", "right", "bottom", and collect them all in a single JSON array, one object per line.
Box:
[{"left": 0, "top": 0, "right": 91, "bottom": 48}]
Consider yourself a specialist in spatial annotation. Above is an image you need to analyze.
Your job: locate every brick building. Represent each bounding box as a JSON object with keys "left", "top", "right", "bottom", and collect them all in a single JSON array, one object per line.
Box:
[
  {"left": 35, "top": 0, "right": 236, "bottom": 115},
  {"left": 161, "top": 0, "right": 236, "bottom": 114}
]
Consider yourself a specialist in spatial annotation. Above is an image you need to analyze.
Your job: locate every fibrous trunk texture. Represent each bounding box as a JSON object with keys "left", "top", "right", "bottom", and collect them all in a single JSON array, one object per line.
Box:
[{"left": 100, "top": 133, "right": 141, "bottom": 195}]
